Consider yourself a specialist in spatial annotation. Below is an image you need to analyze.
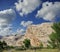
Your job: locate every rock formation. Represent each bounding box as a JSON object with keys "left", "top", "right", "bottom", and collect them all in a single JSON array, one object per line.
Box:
[
  {"left": 24, "top": 23, "right": 54, "bottom": 47},
  {"left": 0, "top": 23, "right": 54, "bottom": 47},
  {"left": 0, "top": 35, "right": 24, "bottom": 46}
]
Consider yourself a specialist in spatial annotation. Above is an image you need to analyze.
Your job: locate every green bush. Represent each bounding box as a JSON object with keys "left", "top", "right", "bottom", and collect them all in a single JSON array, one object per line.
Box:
[
  {"left": 23, "top": 39, "right": 31, "bottom": 48},
  {"left": 0, "top": 41, "right": 7, "bottom": 50},
  {"left": 48, "top": 23, "right": 60, "bottom": 49},
  {"left": 40, "top": 42, "right": 43, "bottom": 49}
]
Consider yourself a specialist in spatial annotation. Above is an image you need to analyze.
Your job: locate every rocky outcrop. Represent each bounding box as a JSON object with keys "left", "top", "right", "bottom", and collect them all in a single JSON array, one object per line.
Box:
[
  {"left": 0, "top": 23, "right": 54, "bottom": 47},
  {"left": 0, "top": 35, "right": 24, "bottom": 46},
  {"left": 24, "top": 23, "right": 54, "bottom": 47}
]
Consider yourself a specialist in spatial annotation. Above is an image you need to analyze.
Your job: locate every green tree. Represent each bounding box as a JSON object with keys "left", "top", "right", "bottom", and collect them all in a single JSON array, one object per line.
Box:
[
  {"left": 0, "top": 41, "right": 7, "bottom": 52},
  {"left": 49, "top": 23, "right": 60, "bottom": 49},
  {"left": 0, "top": 41, "right": 7, "bottom": 50},
  {"left": 0, "top": 41, "right": 3, "bottom": 49},
  {"left": 40, "top": 42, "right": 43, "bottom": 48},
  {"left": 23, "top": 39, "right": 31, "bottom": 48},
  {"left": 3, "top": 41, "right": 7, "bottom": 48}
]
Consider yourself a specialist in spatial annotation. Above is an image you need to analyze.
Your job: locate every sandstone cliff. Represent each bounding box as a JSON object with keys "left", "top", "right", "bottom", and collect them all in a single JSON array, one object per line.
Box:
[
  {"left": 24, "top": 23, "right": 54, "bottom": 47},
  {"left": 0, "top": 35, "right": 24, "bottom": 46},
  {"left": 0, "top": 23, "right": 54, "bottom": 47}
]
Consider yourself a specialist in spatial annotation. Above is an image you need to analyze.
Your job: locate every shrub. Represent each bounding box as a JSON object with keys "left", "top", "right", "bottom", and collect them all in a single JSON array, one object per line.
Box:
[
  {"left": 40, "top": 42, "right": 43, "bottom": 49},
  {"left": 23, "top": 39, "right": 31, "bottom": 48}
]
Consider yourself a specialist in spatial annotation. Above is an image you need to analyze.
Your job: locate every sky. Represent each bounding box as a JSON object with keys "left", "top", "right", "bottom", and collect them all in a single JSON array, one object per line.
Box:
[{"left": 0, "top": 0, "right": 60, "bottom": 36}]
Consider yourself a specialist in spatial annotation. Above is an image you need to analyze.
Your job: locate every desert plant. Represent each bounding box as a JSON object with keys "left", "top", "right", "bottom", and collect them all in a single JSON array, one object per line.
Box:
[{"left": 23, "top": 39, "right": 31, "bottom": 49}]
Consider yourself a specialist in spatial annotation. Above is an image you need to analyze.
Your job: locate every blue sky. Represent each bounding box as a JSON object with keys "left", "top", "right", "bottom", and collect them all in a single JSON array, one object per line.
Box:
[{"left": 0, "top": 0, "right": 60, "bottom": 36}]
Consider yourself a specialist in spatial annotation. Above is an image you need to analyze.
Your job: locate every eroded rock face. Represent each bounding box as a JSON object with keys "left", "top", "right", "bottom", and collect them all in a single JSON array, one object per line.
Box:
[
  {"left": 24, "top": 23, "right": 54, "bottom": 47},
  {"left": 0, "top": 23, "right": 54, "bottom": 47},
  {"left": 0, "top": 35, "right": 24, "bottom": 46}
]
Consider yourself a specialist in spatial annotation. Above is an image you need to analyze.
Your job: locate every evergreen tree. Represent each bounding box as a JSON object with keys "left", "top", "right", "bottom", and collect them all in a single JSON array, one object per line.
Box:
[
  {"left": 49, "top": 23, "right": 60, "bottom": 49},
  {"left": 23, "top": 39, "right": 31, "bottom": 48},
  {"left": 0, "top": 41, "right": 7, "bottom": 50}
]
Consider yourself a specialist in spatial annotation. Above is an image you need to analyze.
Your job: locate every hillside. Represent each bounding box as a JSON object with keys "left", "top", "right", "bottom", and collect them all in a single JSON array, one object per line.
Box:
[
  {"left": 0, "top": 35, "right": 24, "bottom": 46},
  {"left": 0, "top": 23, "right": 54, "bottom": 47},
  {"left": 24, "top": 23, "right": 54, "bottom": 47}
]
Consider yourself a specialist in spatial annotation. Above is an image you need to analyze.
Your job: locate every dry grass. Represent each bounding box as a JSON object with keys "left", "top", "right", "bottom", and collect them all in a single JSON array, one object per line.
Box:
[{"left": 3, "top": 49, "right": 59, "bottom": 52}]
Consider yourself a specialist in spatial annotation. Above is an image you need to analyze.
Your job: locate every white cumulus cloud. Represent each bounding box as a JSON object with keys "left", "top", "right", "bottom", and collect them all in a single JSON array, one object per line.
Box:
[
  {"left": 17, "top": 29, "right": 25, "bottom": 35},
  {"left": 15, "top": 0, "right": 41, "bottom": 16},
  {"left": 0, "top": 9, "right": 16, "bottom": 36},
  {"left": 0, "top": 9, "right": 16, "bottom": 30},
  {"left": 36, "top": 2, "right": 60, "bottom": 21},
  {"left": 21, "top": 21, "right": 33, "bottom": 27},
  {"left": 0, "top": 25, "right": 13, "bottom": 36}
]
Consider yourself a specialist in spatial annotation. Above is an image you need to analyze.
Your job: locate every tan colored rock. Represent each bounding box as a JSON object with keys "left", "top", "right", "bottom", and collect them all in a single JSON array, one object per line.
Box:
[
  {"left": 0, "top": 23, "right": 54, "bottom": 47},
  {"left": 24, "top": 23, "right": 54, "bottom": 47},
  {"left": 1, "top": 35, "right": 24, "bottom": 46}
]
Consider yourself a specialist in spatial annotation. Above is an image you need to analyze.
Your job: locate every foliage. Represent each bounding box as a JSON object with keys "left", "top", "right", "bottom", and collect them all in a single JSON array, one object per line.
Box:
[
  {"left": 47, "top": 40, "right": 56, "bottom": 49},
  {"left": 40, "top": 42, "right": 43, "bottom": 48},
  {"left": 49, "top": 22, "right": 60, "bottom": 49},
  {"left": 23, "top": 39, "right": 31, "bottom": 48},
  {"left": 0, "top": 41, "right": 8, "bottom": 52},
  {"left": 0, "top": 41, "right": 7, "bottom": 50}
]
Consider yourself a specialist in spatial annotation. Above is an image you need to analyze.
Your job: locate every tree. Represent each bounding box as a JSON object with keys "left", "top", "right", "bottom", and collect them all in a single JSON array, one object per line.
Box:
[
  {"left": 0, "top": 41, "right": 7, "bottom": 50},
  {"left": 0, "top": 41, "right": 3, "bottom": 49},
  {"left": 40, "top": 42, "right": 43, "bottom": 48},
  {"left": 0, "top": 41, "right": 7, "bottom": 52},
  {"left": 23, "top": 39, "right": 31, "bottom": 48},
  {"left": 49, "top": 22, "right": 60, "bottom": 49}
]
